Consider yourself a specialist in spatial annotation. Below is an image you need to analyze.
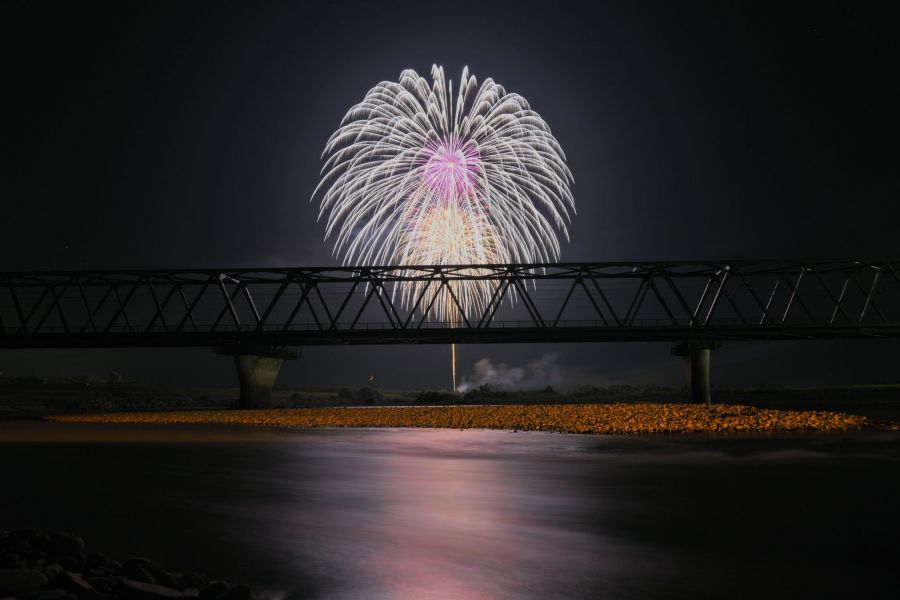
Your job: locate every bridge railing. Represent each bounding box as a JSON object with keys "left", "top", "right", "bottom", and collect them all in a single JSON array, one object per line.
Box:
[{"left": 13, "top": 316, "right": 893, "bottom": 333}]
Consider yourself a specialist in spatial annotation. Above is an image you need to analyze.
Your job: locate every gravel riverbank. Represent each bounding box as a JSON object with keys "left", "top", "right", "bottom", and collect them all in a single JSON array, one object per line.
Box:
[{"left": 46, "top": 403, "right": 876, "bottom": 434}]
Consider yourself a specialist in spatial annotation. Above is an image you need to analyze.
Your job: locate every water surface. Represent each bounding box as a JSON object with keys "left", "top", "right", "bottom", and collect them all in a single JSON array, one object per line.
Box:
[{"left": 2, "top": 423, "right": 899, "bottom": 599}]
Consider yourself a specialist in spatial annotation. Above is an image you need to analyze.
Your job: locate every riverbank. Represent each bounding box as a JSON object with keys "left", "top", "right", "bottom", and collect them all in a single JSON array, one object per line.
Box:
[
  {"left": 0, "top": 529, "right": 254, "bottom": 600},
  {"left": 47, "top": 403, "right": 881, "bottom": 434}
]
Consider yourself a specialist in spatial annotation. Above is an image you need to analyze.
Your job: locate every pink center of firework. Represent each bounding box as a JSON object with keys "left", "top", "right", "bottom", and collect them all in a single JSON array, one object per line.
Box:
[{"left": 422, "top": 136, "right": 481, "bottom": 202}]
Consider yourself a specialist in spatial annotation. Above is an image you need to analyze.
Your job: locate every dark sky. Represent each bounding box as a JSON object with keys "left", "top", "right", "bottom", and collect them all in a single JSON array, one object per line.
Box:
[{"left": 2, "top": 1, "right": 898, "bottom": 389}]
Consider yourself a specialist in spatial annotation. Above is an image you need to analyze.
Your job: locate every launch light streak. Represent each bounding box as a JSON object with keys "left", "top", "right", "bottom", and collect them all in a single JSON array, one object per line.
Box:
[
  {"left": 451, "top": 343, "right": 457, "bottom": 392},
  {"left": 314, "top": 65, "right": 575, "bottom": 324}
]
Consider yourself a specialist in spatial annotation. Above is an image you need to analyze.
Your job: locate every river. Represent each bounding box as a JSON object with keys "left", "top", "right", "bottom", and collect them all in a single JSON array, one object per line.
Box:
[{"left": 2, "top": 422, "right": 899, "bottom": 599}]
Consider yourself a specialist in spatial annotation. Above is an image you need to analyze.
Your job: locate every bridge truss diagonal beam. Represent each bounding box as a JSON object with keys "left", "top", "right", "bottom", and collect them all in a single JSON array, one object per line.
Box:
[{"left": 0, "top": 259, "right": 898, "bottom": 348}]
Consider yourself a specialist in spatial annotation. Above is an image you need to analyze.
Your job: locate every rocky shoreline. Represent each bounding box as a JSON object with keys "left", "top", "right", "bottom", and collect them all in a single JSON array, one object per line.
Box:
[{"left": 0, "top": 530, "right": 254, "bottom": 600}]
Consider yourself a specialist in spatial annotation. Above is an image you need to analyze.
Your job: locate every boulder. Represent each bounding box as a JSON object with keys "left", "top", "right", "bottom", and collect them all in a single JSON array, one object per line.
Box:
[
  {"left": 52, "top": 555, "right": 85, "bottom": 573},
  {"left": 198, "top": 581, "right": 229, "bottom": 600},
  {"left": 82, "top": 575, "right": 116, "bottom": 593},
  {"left": 79, "top": 589, "right": 107, "bottom": 600},
  {"left": 85, "top": 554, "right": 109, "bottom": 571},
  {"left": 7, "top": 532, "right": 46, "bottom": 552},
  {"left": 19, "top": 590, "right": 68, "bottom": 600},
  {"left": 122, "top": 558, "right": 153, "bottom": 572},
  {"left": 2, "top": 531, "right": 47, "bottom": 555},
  {"left": 3, "top": 535, "right": 32, "bottom": 555},
  {"left": 178, "top": 574, "right": 207, "bottom": 591},
  {"left": 27, "top": 532, "right": 51, "bottom": 549},
  {"left": 6, "top": 530, "right": 38, "bottom": 545},
  {"left": 0, "top": 567, "right": 48, "bottom": 596},
  {"left": 0, "top": 553, "right": 22, "bottom": 569},
  {"left": 152, "top": 572, "right": 180, "bottom": 590},
  {"left": 82, "top": 570, "right": 107, "bottom": 579},
  {"left": 47, "top": 571, "right": 94, "bottom": 597},
  {"left": 48, "top": 535, "right": 84, "bottom": 557},
  {"left": 24, "top": 552, "right": 45, "bottom": 570},
  {"left": 124, "top": 567, "right": 155, "bottom": 584},
  {"left": 223, "top": 585, "right": 250, "bottom": 600},
  {"left": 43, "top": 563, "right": 64, "bottom": 581},
  {"left": 118, "top": 577, "right": 183, "bottom": 600}
]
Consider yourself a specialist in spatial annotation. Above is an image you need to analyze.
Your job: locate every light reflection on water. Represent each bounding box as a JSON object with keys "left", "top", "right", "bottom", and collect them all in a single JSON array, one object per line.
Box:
[
  {"left": 290, "top": 432, "right": 608, "bottom": 599},
  {"left": 162, "top": 429, "right": 628, "bottom": 599},
  {"left": 2, "top": 424, "right": 900, "bottom": 599}
]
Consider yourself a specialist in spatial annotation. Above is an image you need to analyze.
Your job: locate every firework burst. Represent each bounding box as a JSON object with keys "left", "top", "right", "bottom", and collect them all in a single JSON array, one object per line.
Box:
[{"left": 314, "top": 64, "right": 575, "bottom": 323}]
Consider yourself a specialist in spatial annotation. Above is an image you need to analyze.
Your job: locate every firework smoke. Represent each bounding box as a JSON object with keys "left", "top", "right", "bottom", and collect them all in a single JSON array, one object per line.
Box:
[{"left": 457, "top": 353, "right": 565, "bottom": 392}]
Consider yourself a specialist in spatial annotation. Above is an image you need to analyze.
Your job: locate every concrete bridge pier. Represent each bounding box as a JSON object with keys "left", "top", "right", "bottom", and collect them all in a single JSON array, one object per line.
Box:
[
  {"left": 671, "top": 340, "right": 721, "bottom": 404},
  {"left": 217, "top": 344, "right": 297, "bottom": 408}
]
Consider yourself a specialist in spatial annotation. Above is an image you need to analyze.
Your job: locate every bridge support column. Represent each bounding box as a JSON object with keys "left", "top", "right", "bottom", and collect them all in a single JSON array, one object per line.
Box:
[
  {"left": 217, "top": 344, "right": 297, "bottom": 409},
  {"left": 671, "top": 340, "right": 720, "bottom": 404},
  {"left": 235, "top": 354, "right": 283, "bottom": 408}
]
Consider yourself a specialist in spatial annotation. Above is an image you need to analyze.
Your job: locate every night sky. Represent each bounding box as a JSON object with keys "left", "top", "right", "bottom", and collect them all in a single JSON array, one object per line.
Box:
[{"left": 2, "top": 1, "right": 898, "bottom": 389}]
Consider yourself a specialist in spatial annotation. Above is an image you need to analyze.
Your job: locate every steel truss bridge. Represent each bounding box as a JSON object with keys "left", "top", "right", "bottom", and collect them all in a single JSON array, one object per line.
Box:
[{"left": 1, "top": 260, "right": 898, "bottom": 349}]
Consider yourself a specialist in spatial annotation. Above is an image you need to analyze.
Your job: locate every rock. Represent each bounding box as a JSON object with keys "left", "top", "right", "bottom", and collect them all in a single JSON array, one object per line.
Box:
[
  {"left": 52, "top": 555, "right": 85, "bottom": 573},
  {"left": 0, "top": 567, "right": 48, "bottom": 596},
  {"left": 222, "top": 585, "right": 250, "bottom": 600},
  {"left": 178, "top": 574, "right": 207, "bottom": 591},
  {"left": 3, "top": 535, "right": 32, "bottom": 554},
  {"left": 25, "top": 552, "right": 45, "bottom": 570},
  {"left": 28, "top": 532, "right": 51, "bottom": 549},
  {"left": 152, "top": 572, "right": 179, "bottom": 590},
  {"left": 122, "top": 558, "right": 153, "bottom": 572},
  {"left": 20, "top": 590, "right": 68, "bottom": 600},
  {"left": 6, "top": 530, "right": 38, "bottom": 545},
  {"left": 199, "top": 581, "right": 229, "bottom": 600},
  {"left": 85, "top": 554, "right": 109, "bottom": 571},
  {"left": 82, "top": 576, "right": 115, "bottom": 593},
  {"left": 1, "top": 531, "right": 45, "bottom": 555},
  {"left": 78, "top": 589, "right": 107, "bottom": 600},
  {"left": 48, "top": 535, "right": 84, "bottom": 558},
  {"left": 124, "top": 567, "right": 155, "bottom": 584},
  {"left": 4, "top": 533, "right": 254, "bottom": 600},
  {"left": 0, "top": 553, "right": 22, "bottom": 569},
  {"left": 47, "top": 572, "right": 94, "bottom": 596},
  {"left": 82, "top": 570, "right": 106, "bottom": 579},
  {"left": 118, "top": 577, "right": 183, "bottom": 600},
  {"left": 43, "top": 563, "right": 64, "bottom": 580}
]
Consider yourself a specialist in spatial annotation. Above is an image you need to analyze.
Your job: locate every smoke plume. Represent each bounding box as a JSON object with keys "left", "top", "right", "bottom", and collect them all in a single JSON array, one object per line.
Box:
[{"left": 458, "top": 353, "right": 565, "bottom": 392}]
